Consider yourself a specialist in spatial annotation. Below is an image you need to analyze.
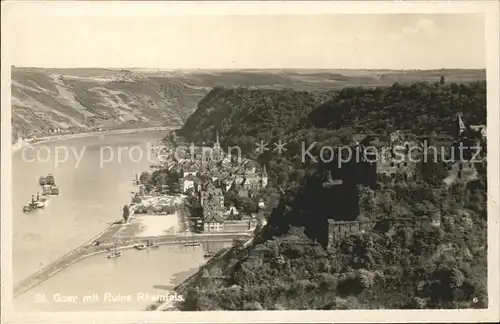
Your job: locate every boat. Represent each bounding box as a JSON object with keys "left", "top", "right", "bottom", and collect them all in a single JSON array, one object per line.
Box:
[
  {"left": 134, "top": 244, "right": 148, "bottom": 250},
  {"left": 146, "top": 240, "right": 160, "bottom": 248},
  {"left": 42, "top": 185, "right": 51, "bottom": 195},
  {"left": 45, "top": 174, "right": 55, "bottom": 185},
  {"left": 22, "top": 194, "right": 48, "bottom": 212},
  {"left": 50, "top": 185, "right": 60, "bottom": 195},
  {"left": 184, "top": 233, "right": 200, "bottom": 247},
  {"left": 33, "top": 200, "right": 47, "bottom": 208},
  {"left": 107, "top": 241, "right": 122, "bottom": 259},
  {"left": 23, "top": 205, "right": 35, "bottom": 213},
  {"left": 107, "top": 251, "right": 122, "bottom": 259},
  {"left": 204, "top": 252, "right": 214, "bottom": 258}
]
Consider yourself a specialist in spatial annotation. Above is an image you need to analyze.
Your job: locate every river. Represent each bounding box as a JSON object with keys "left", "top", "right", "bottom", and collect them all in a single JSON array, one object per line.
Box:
[{"left": 12, "top": 131, "right": 206, "bottom": 311}]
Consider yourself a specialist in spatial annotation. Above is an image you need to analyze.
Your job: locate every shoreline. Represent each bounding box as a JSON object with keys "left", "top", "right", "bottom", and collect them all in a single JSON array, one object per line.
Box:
[
  {"left": 11, "top": 126, "right": 177, "bottom": 154},
  {"left": 14, "top": 229, "right": 251, "bottom": 298}
]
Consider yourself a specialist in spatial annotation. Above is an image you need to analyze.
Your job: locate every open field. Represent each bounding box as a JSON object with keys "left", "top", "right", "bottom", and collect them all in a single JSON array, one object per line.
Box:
[
  {"left": 115, "top": 214, "right": 180, "bottom": 238},
  {"left": 12, "top": 67, "right": 485, "bottom": 139}
]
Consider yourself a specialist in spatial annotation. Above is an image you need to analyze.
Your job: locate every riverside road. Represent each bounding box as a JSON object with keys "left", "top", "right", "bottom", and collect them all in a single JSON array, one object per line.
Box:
[{"left": 13, "top": 221, "right": 252, "bottom": 298}]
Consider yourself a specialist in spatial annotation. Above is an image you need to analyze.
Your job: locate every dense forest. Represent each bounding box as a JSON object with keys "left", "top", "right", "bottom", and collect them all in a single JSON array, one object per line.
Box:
[
  {"left": 178, "top": 87, "right": 336, "bottom": 155},
  {"left": 173, "top": 80, "right": 487, "bottom": 310}
]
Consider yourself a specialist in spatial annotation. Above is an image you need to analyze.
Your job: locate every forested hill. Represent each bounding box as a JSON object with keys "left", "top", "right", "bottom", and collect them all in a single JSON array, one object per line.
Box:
[
  {"left": 174, "top": 75, "right": 488, "bottom": 310},
  {"left": 177, "top": 80, "right": 486, "bottom": 166},
  {"left": 301, "top": 81, "right": 486, "bottom": 136},
  {"left": 177, "top": 87, "right": 335, "bottom": 151}
]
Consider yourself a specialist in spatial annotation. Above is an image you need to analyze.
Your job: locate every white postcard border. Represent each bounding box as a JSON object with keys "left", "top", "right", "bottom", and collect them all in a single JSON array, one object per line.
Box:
[{"left": 1, "top": 1, "right": 499, "bottom": 323}]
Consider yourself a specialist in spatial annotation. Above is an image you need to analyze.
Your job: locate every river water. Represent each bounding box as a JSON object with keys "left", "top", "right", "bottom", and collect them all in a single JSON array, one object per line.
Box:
[{"left": 12, "top": 131, "right": 206, "bottom": 311}]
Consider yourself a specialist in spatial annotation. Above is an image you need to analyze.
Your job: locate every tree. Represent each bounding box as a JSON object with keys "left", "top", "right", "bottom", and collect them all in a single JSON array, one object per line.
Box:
[
  {"left": 122, "top": 205, "right": 130, "bottom": 223},
  {"left": 139, "top": 171, "right": 151, "bottom": 184},
  {"left": 420, "top": 160, "right": 448, "bottom": 187},
  {"left": 168, "top": 181, "right": 181, "bottom": 194},
  {"left": 233, "top": 239, "right": 245, "bottom": 249},
  {"left": 237, "top": 196, "right": 258, "bottom": 214}
]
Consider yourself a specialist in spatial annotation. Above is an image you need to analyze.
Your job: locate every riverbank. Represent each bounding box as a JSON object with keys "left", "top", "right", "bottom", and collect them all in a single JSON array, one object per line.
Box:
[
  {"left": 147, "top": 236, "right": 255, "bottom": 311},
  {"left": 14, "top": 211, "right": 251, "bottom": 298},
  {"left": 11, "top": 126, "right": 177, "bottom": 154}
]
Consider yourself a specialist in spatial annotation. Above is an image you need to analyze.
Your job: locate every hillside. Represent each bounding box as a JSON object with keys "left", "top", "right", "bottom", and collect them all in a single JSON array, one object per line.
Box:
[
  {"left": 12, "top": 68, "right": 485, "bottom": 141},
  {"left": 11, "top": 67, "right": 207, "bottom": 137},
  {"left": 171, "top": 71, "right": 488, "bottom": 310},
  {"left": 301, "top": 81, "right": 486, "bottom": 135},
  {"left": 178, "top": 87, "right": 335, "bottom": 152},
  {"left": 177, "top": 77, "right": 486, "bottom": 191}
]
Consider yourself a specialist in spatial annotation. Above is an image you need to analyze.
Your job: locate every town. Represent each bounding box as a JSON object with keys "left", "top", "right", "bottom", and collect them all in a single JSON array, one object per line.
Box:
[{"left": 130, "top": 131, "right": 268, "bottom": 237}]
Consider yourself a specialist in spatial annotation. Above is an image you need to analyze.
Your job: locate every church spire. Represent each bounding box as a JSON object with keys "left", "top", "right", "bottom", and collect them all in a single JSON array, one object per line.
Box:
[{"left": 456, "top": 113, "right": 467, "bottom": 139}]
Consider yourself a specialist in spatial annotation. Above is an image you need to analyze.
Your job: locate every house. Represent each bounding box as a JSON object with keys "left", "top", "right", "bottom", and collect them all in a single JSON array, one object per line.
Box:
[
  {"left": 261, "top": 165, "right": 268, "bottom": 188},
  {"left": 237, "top": 187, "right": 250, "bottom": 198},
  {"left": 200, "top": 182, "right": 224, "bottom": 208},
  {"left": 469, "top": 125, "right": 486, "bottom": 140},
  {"left": 183, "top": 170, "right": 197, "bottom": 178},
  {"left": 181, "top": 178, "right": 195, "bottom": 193},
  {"left": 201, "top": 180, "right": 225, "bottom": 232},
  {"left": 203, "top": 206, "right": 225, "bottom": 232},
  {"left": 453, "top": 114, "right": 481, "bottom": 181},
  {"left": 225, "top": 205, "right": 239, "bottom": 220},
  {"left": 240, "top": 165, "right": 268, "bottom": 191},
  {"left": 258, "top": 198, "right": 265, "bottom": 209}
]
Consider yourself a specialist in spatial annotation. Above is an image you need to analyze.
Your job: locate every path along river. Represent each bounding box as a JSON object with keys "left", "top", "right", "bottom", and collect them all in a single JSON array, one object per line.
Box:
[{"left": 12, "top": 131, "right": 206, "bottom": 311}]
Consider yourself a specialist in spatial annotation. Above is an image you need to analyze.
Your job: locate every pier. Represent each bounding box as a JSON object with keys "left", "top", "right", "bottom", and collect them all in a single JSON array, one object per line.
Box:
[{"left": 13, "top": 221, "right": 252, "bottom": 298}]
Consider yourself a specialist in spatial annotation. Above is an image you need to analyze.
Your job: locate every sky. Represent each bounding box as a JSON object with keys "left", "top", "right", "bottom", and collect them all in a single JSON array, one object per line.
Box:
[{"left": 2, "top": 3, "right": 488, "bottom": 70}]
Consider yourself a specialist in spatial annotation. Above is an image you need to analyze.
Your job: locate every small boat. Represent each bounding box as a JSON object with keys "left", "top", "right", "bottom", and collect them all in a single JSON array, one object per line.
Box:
[
  {"left": 107, "top": 241, "right": 122, "bottom": 259},
  {"left": 134, "top": 244, "right": 148, "bottom": 250},
  {"left": 204, "top": 252, "right": 214, "bottom": 258},
  {"left": 146, "top": 241, "right": 160, "bottom": 248},
  {"left": 23, "top": 205, "right": 35, "bottom": 213},
  {"left": 184, "top": 233, "right": 200, "bottom": 247},
  {"left": 33, "top": 200, "right": 47, "bottom": 208},
  {"left": 23, "top": 194, "right": 48, "bottom": 212},
  {"left": 107, "top": 251, "right": 122, "bottom": 259}
]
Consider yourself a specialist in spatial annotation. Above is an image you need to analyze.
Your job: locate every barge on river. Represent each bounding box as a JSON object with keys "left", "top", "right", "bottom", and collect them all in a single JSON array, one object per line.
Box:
[{"left": 39, "top": 174, "right": 56, "bottom": 186}]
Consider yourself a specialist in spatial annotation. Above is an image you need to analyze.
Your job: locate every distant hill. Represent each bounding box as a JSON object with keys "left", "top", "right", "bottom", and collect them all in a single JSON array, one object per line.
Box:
[
  {"left": 11, "top": 67, "right": 485, "bottom": 139},
  {"left": 11, "top": 67, "right": 206, "bottom": 137}
]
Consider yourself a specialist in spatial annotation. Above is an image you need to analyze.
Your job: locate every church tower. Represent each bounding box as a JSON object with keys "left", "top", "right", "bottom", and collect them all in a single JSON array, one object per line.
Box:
[
  {"left": 261, "top": 164, "right": 268, "bottom": 189},
  {"left": 455, "top": 113, "right": 467, "bottom": 140},
  {"left": 213, "top": 131, "right": 222, "bottom": 160},
  {"left": 214, "top": 131, "right": 220, "bottom": 149}
]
